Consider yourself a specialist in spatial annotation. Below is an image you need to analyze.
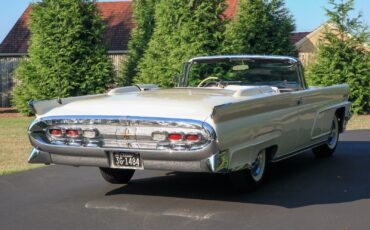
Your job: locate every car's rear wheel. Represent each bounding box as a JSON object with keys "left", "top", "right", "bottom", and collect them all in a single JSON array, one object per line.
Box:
[
  {"left": 229, "top": 149, "right": 268, "bottom": 192},
  {"left": 312, "top": 114, "right": 339, "bottom": 158},
  {"left": 99, "top": 168, "right": 135, "bottom": 184}
]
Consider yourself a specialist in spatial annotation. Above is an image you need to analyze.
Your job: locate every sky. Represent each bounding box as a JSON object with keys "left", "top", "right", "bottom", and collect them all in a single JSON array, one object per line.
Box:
[{"left": 0, "top": 0, "right": 369, "bottom": 43}]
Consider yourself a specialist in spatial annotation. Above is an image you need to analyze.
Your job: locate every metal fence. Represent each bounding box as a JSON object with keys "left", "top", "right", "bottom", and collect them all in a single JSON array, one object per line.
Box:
[{"left": 0, "top": 57, "right": 21, "bottom": 107}]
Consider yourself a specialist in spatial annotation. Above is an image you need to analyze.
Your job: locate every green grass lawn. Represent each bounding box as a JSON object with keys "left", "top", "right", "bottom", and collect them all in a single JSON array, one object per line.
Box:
[
  {"left": 0, "top": 115, "right": 369, "bottom": 176},
  {"left": 347, "top": 115, "right": 370, "bottom": 130},
  {"left": 0, "top": 117, "right": 43, "bottom": 175}
]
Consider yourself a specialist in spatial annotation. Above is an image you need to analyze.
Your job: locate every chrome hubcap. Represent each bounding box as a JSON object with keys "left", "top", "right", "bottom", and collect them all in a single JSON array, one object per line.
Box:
[
  {"left": 328, "top": 118, "right": 339, "bottom": 149},
  {"left": 251, "top": 150, "right": 266, "bottom": 182}
]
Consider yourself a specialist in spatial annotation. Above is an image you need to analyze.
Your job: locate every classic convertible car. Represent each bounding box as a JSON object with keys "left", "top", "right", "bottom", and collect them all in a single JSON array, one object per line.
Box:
[{"left": 28, "top": 55, "right": 351, "bottom": 191}]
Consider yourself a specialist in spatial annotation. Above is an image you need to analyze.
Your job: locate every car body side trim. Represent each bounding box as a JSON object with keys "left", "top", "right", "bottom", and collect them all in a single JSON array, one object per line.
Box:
[{"left": 272, "top": 140, "right": 327, "bottom": 162}]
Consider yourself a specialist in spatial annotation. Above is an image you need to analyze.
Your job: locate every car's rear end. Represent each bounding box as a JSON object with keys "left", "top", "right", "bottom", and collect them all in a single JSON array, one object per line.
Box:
[
  {"left": 27, "top": 87, "right": 252, "bottom": 175},
  {"left": 27, "top": 115, "right": 228, "bottom": 173}
]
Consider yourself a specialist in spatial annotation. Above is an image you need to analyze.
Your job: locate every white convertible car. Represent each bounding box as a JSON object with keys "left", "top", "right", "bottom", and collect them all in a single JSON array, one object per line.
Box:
[{"left": 28, "top": 55, "right": 351, "bottom": 191}]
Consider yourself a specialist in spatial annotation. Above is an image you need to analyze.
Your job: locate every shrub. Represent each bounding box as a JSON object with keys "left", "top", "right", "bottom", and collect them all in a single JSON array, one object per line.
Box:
[
  {"left": 306, "top": 0, "right": 370, "bottom": 114},
  {"left": 13, "top": 0, "right": 114, "bottom": 115},
  {"left": 118, "top": 0, "right": 157, "bottom": 86},
  {"left": 134, "top": 0, "right": 226, "bottom": 87},
  {"left": 223, "top": 0, "right": 297, "bottom": 56}
]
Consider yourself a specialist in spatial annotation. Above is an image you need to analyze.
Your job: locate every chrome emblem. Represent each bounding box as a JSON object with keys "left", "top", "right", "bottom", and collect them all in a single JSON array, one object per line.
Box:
[{"left": 123, "top": 128, "right": 130, "bottom": 140}]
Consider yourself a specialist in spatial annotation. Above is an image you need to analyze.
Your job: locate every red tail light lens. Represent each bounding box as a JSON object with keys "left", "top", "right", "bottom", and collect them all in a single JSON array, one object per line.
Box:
[
  {"left": 186, "top": 134, "right": 200, "bottom": 142},
  {"left": 49, "top": 129, "right": 63, "bottom": 137},
  {"left": 66, "top": 129, "right": 79, "bottom": 138},
  {"left": 168, "top": 133, "right": 183, "bottom": 141}
]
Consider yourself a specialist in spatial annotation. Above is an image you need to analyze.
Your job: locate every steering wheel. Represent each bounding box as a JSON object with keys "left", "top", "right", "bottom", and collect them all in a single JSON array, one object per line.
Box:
[{"left": 197, "top": 77, "right": 221, "bottom": 87}]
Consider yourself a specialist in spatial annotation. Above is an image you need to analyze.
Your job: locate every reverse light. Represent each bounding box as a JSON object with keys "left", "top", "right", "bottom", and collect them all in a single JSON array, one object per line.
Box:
[
  {"left": 152, "top": 132, "right": 167, "bottom": 141},
  {"left": 82, "top": 129, "right": 99, "bottom": 139}
]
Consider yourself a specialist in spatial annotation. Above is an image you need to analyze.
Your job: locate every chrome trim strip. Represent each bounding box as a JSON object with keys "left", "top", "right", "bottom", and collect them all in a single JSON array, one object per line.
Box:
[
  {"left": 188, "top": 55, "right": 299, "bottom": 64},
  {"left": 272, "top": 141, "right": 327, "bottom": 162},
  {"left": 31, "top": 115, "right": 216, "bottom": 141},
  {"left": 38, "top": 115, "right": 208, "bottom": 122},
  {"left": 311, "top": 131, "right": 331, "bottom": 140}
]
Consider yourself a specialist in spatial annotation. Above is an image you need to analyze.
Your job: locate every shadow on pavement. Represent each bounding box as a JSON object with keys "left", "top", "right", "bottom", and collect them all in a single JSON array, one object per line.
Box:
[{"left": 105, "top": 138, "right": 370, "bottom": 209}]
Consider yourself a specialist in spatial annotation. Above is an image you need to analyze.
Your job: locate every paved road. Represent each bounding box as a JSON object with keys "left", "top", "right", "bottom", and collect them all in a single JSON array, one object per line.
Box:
[{"left": 1, "top": 130, "right": 369, "bottom": 230}]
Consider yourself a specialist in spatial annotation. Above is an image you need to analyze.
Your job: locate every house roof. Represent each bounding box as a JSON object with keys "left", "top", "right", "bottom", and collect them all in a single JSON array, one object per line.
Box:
[
  {"left": 224, "top": 0, "right": 238, "bottom": 18},
  {"left": 291, "top": 32, "right": 310, "bottom": 44},
  {"left": 0, "top": 5, "right": 32, "bottom": 54},
  {"left": 0, "top": 0, "right": 308, "bottom": 55},
  {"left": 98, "top": 1, "right": 133, "bottom": 52},
  {"left": 0, "top": 1, "right": 133, "bottom": 54}
]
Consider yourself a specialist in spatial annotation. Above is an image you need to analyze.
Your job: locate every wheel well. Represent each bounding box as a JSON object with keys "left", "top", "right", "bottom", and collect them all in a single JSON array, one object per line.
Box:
[
  {"left": 265, "top": 145, "right": 278, "bottom": 162},
  {"left": 335, "top": 107, "right": 346, "bottom": 133}
]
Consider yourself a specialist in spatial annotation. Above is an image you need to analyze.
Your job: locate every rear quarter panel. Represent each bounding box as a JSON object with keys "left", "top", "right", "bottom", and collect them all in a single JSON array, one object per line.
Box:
[
  {"left": 207, "top": 84, "right": 351, "bottom": 171},
  {"left": 207, "top": 93, "right": 299, "bottom": 170},
  {"left": 295, "top": 84, "right": 350, "bottom": 146}
]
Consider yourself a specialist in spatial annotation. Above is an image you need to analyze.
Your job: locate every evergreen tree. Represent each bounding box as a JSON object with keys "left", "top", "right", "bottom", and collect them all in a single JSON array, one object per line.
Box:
[
  {"left": 13, "top": 0, "right": 114, "bottom": 115},
  {"left": 118, "top": 0, "right": 157, "bottom": 86},
  {"left": 134, "top": 0, "right": 226, "bottom": 87},
  {"left": 306, "top": 0, "right": 369, "bottom": 114},
  {"left": 223, "top": 0, "right": 296, "bottom": 56}
]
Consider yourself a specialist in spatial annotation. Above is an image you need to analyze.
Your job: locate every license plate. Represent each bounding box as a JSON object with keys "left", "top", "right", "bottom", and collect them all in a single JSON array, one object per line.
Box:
[{"left": 110, "top": 152, "right": 143, "bottom": 169}]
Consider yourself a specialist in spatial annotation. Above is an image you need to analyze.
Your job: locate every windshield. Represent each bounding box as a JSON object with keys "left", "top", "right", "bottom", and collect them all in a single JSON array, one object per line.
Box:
[{"left": 183, "top": 58, "right": 302, "bottom": 90}]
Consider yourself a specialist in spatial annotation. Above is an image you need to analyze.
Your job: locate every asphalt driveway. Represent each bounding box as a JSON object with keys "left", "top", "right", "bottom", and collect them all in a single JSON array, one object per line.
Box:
[{"left": 0, "top": 130, "right": 369, "bottom": 230}]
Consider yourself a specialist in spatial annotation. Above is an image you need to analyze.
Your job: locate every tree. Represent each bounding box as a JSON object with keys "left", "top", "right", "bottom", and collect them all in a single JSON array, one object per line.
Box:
[
  {"left": 223, "top": 0, "right": 296, "bottom": 56},
  {"left": 118, "top": 0, "right": 157, "bottom": 86},
  {"left": 13, "top": 0, "right": 114, "bottom": 115},
  {"left": 306, "top": 0, "right": 370, "bottom": 114},
  {"left": 134, "top": 0, "right": 226, "bottom": 87}
]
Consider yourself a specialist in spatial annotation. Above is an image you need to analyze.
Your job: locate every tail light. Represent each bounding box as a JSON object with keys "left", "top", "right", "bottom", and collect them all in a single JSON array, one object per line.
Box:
[
  {"left": 66, "top": 129, "right": 80, "bottom": 138},
  {"left": 49, "top": 129, "right": 63, "bottom": 137},
  {"left": 168, "top": 133, "right": 183, "bottom": 141},
  {"left": 185, "top": 134, "right": 200, "bottom": 142}
]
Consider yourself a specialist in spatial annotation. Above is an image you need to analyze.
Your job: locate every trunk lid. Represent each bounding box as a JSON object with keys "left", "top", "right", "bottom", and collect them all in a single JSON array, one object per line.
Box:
[{"left": 41, "top": 88, "right": 242, "bottom": 121}]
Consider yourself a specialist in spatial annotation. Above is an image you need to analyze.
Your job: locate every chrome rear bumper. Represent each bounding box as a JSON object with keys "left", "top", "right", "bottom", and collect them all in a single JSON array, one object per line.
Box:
[{"left": 28, "top": 136, "right": 230, "bottom": 173}]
